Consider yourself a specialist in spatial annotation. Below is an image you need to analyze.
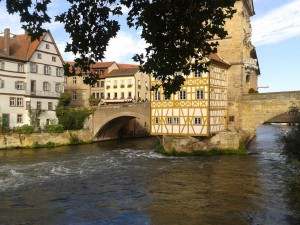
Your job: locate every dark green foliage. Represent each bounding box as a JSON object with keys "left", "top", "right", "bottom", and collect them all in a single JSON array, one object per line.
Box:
[
  {"left": 155, "top": 144, "right": 247, "bottom": 157},
  {"left": 5, "top": 0, "right": 236, "bottom": 95},
  {"left": 56, "top": 108, "right": 90, "bottom": 130},
  {"left": 280, "top": 124, "right": 300, "bottom": 160},
  {"left": 69, "top": 133, "right": 81, "bottom": 144},
  {"left": 43, "top": 124, "right": 64, "bottom": 133},
  {"left": 57, "top": 93, "right": 71, "bottom": 107},
  {"left": 15, "top": 124, "right": 34, "bottom": 134},
  {"left": 89, "top": 95, "right": 100, "bottom": 106}
]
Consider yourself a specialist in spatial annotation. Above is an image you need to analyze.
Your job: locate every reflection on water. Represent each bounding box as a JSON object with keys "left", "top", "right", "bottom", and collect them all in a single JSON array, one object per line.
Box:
[{"left": 0, "top": 125, "right": 299, "bottom": 225}]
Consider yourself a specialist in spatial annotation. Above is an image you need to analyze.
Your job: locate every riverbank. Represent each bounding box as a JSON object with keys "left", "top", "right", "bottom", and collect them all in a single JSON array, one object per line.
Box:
[{"left": 0, "top": 130, "right": 93, "bottom": 150}]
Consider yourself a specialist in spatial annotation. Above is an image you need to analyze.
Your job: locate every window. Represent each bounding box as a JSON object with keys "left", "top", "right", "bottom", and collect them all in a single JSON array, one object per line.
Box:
[
  {"left": 0, "top": 61, "right": 5, "bottom": 70},
  {"left": 52, "top": 56, "right": 56, "bottom": 62},
  {"left": 138, "top": 80, "right": 141, "bottom": 88},
  {"left": 194, "top": 70, "right": 201, "bottom": 78},
  {"left": 114, "top": 92, "right": 118, "bottom": 99},
  {"left": 72, "top": 76, "right": 77, "bottom": 84},
  {"left": 128, "top": 91, "right": 132, "bottom": 98},
  {"left": 127, "top": 79, "right": 132, "bottom": 88},
  {"left": 154, "top": 91, "right": 160, "bottom": 101},
  {"left": 15, "top": 81, "right": 25, "bottom": 90},
  {"left": 0, "top": 79, "right": 4, "bottom": 88},
  {"left": 46, "top": 119, "right": 50, "bottom": 125},
  {"left": 100, "top": 92, "right": 104, "bottom": 99},
  {"left": 167, "top": 117, "right": 172, "bottom": 124},
  {"left": 10, "top": 97, "right": 23, "bottom": 107},
  {"left": 30, "top": 63, "right": 38, "bottom": 73},
  {"left": 43, "top": 82, "right": 51, "bottom": 91},
  {"left": 46, "top": 44, "right": 50, "bottom": 49},
  {"left": 229, "top": 116, "right": 235, "bottom": 122},
  {"left": 194, "top": 118, "right": 202, "bottom": 125},
  {"left": 100, "top": 80, "right": 105, "bottom": 87},
  {"left": 180, "top": 91, "right": 186, "bottom": 100},
  {"left": 55, "top": 83, "right": 61, "bottom": 93},
  {"left": 56, "top": 68, "right": 64, "bottom": 77},
  {"left": 37, "top": 101, "right": 42, "bottom": 109},
  {"left": 173, "top": 118, "right": 179, "bottom": 124},
  {"left": 17, "top": 114, "right": 23, "bottom": 123},
  {"left": 107, "top": 93, "right": 111, "bottom": 99},
  {"left": 48, "top": 102, "right": 53, "bottom": 110},
  {"left": 72, "top": 91, "right": 77, "bottom": 100},
  {"left": 44, "top": 65, "right": 51, "bottom": 75},
  {"left": 121, "top": 92, "right": 125, "bottom": 99},
  {"left": 210, "top": 89, "right": 215, "bottom": 100},
  {"left": 113, "top": 80, "right": 117, "bottom": 88},
  {"left": 26, "top": 101, "right": 31, "bottom": 110},
  {"left": 164, "top": 94, "right": 170, "bottom": 100},
  {"left": 96, "top": 81, "right": 100, "bottom": 87},
  {"left": 155, "top": 117, "right": 159, "bottom": 124},
  {"left": 196, "top": 90, "right": 204, "bottom": 100},
  {"left": 37, "top": 53, "right": 42, "bottom": 59},
  {"left": 18, "top": 64, "right": 24, "bottom": 72}
]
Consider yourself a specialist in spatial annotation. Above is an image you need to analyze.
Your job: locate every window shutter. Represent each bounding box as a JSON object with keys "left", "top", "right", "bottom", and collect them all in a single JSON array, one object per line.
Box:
[{"left": 15, "top": 81, "right": 18, "bottom": 89}]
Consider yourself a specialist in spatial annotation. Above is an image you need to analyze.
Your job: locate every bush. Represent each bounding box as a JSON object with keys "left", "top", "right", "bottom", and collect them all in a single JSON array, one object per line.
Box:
[
  {"left": 15, "top": 124, "right": 34, "bottom": 134},
  {"left": 280, "top": 124, "right": 300, "bottom": 160},
  {"left": 69, "top": 133, "right": 81, "bottom": 144},
  {"left": 56, "top": 107, "right": 90, "bottom": 130},
  {"left": 44, "top": 124, "right": 64, "bottom": 133}
]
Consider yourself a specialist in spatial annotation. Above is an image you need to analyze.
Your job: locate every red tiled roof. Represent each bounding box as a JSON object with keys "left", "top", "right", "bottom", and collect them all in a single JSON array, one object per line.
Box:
[
  {"left": 0, "top": 29, "right": 63, "bottom": 63},
  {"left": 209, "top": 53, "right": 231, "bottom": 68},
  {"left": 107, "top": 67, "right": 139, "bottom": 77},
  {"left": 117, "top": 63, "right": 139, "bottom": 69}
]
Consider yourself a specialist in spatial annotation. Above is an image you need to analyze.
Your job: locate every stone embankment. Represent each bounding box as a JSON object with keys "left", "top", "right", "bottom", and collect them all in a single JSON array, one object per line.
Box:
[
  {"left": 162, "top": 131, "right": 251, "bottom": 153},
  {"left": 0, "top": 130, "right": 93, "bottom": 149}
]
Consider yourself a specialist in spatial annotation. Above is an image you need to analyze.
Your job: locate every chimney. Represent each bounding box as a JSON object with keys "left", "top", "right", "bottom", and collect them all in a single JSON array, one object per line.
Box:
[{"left": 4, "top": 28, "right": 10, "bottom": 55}]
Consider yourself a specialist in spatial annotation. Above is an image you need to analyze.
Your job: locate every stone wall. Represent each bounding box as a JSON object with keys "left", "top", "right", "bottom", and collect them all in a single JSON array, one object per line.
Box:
[
  {"left": 162, "top": 131, "right": 248, "bottom": 153},
  {"left": 0, "top": 130, "right": 93, "bottom": 149}
]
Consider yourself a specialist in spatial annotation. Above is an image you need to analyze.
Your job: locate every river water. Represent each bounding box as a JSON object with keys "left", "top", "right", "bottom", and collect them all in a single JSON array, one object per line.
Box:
[{"left": 0, "top": 124, "right": 299, "bottom": 225}]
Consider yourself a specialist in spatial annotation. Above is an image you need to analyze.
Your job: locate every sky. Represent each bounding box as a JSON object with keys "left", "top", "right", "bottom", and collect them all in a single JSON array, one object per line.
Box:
[{"left": 0, "top": 0, "right": 299, "bottom": 93}]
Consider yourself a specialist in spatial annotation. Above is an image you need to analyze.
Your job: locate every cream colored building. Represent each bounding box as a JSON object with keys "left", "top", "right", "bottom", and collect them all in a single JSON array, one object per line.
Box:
[
  {"left": 151, "top": 54, "right": 230, "bottom": 136},
  {"left": 64, "top": 61, "right": 119, "bottom": 107},
  {"left": 104, "top": 68, "right": 150, "bottom": 104},
  {"left": 0, "top": 28, "right": 64, "bottom": 129}
]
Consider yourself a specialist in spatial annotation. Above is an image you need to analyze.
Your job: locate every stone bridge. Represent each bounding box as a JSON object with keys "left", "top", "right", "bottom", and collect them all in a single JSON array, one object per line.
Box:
[
  {"left": 239, "top": 91, "right": 300, "bottom": 133},
  {"left": 86, "top": 102, "right": 150, "bottom": 141}
]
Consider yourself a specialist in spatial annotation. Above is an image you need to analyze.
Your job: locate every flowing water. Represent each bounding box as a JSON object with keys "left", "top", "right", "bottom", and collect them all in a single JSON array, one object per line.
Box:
[{"left": 0, "top": 124, "right": 299, "bottom": 225}]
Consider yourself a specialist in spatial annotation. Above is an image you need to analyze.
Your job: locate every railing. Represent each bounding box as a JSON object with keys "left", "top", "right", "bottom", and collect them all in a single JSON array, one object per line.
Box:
[{"left": 26, "top": 90, "right": 61, "bottom": 98}]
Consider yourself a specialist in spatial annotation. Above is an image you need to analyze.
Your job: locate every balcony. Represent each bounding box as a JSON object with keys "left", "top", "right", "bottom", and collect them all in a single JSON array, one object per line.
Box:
[{"left": 26, "top": 90, "right": 60, "bottom": 98}]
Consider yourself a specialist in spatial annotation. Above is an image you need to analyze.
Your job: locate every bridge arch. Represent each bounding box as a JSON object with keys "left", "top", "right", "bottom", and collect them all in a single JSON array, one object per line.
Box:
[
  {"left": 239, "top": 92, "right": 300, "bottom": 133},
  {"left": 86, "top": 103, "right": 150, "bottom": 141}
]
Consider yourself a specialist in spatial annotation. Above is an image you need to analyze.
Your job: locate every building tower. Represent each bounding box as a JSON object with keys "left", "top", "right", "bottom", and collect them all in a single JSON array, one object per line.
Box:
[{"left": 216, "top": 0, "right": 260, "bottom": 130}]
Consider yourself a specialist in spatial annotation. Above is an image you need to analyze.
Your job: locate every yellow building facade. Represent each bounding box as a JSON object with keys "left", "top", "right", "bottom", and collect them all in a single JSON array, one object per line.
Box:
[{"left": 151, "top": 54, "right": 230, "bottom": 136}]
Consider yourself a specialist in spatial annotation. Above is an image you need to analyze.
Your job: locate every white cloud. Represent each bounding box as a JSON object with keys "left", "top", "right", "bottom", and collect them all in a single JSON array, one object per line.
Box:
[
  {"left": 252, "top": 0, "right": 300, "bottom": 46},
  {"left": 104, "top": 31, "right": 147, "bottom": 63}
]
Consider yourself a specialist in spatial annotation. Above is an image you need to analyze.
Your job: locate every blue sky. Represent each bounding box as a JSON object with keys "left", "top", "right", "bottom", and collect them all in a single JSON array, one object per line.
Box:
[{"left": 0, "top": 0, "right": 299, "bottom": 93}]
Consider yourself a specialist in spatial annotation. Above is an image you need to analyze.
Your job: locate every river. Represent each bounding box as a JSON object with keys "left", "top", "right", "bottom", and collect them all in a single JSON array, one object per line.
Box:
[{"left": 0, "top": 124, "right": 299, "bottom": 225}]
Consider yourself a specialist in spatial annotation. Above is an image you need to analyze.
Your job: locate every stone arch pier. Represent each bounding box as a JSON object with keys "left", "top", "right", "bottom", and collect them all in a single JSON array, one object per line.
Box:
[{"left": 86, "top": 103, "right": 150, "bottom": 141}]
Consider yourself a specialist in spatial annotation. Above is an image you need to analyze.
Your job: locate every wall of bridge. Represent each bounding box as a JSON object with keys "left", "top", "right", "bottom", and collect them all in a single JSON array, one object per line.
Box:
[
  {"left": 239, "top": 91, "right": 300, "bottom": 133},
  {"left": 85, "top": 103, "right": 150, "bottom": 141}
]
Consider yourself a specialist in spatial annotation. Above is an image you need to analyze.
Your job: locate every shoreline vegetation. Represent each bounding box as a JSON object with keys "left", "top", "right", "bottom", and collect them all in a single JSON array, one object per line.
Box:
[{"left": 155, "top": 142, "right": 248, "bottom": 157}]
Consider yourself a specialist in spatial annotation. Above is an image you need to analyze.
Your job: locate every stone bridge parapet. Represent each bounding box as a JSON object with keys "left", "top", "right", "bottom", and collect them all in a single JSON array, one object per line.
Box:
[{"left": 239, "top": 91, "right": 300, "bottom": 133}]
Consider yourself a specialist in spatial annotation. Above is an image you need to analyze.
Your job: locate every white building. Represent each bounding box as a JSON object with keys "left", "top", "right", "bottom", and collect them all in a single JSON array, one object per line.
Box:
[
  {"left": 0, "top": 28, "right": 64, "bottom": 129},
  {"left": 104, "top": 67, "right": 150, "bottom": 104}
]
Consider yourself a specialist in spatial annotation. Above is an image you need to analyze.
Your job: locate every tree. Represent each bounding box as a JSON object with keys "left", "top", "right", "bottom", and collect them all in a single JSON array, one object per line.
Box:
[
  {"left": 4, "top": 0, "right": 236, "bottom": 96},
  {"left": 57, "top": 93, "right": 71, "bottom": 107}
]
